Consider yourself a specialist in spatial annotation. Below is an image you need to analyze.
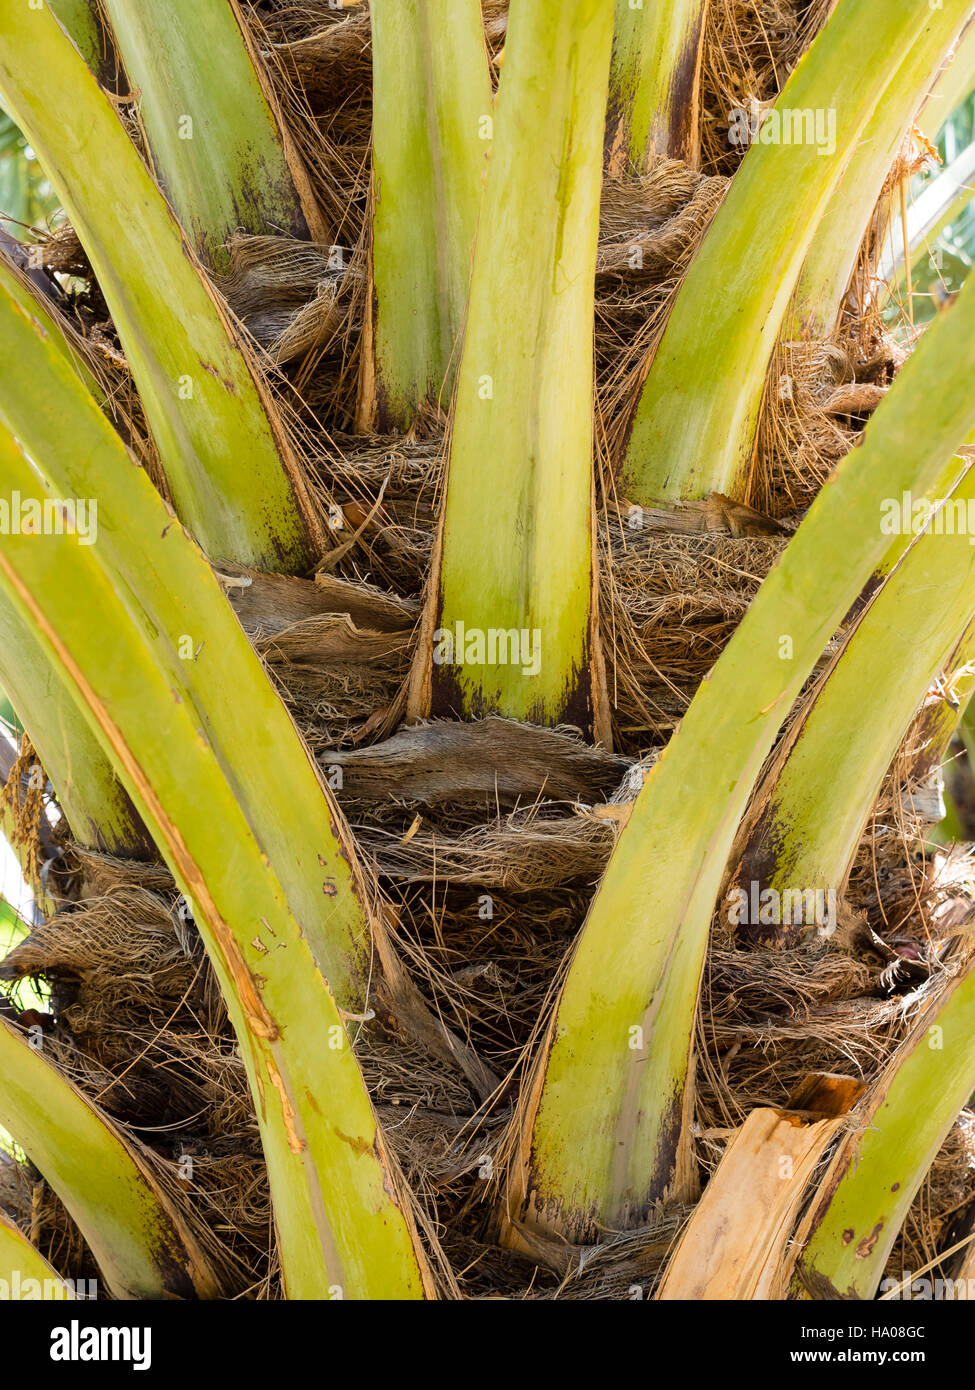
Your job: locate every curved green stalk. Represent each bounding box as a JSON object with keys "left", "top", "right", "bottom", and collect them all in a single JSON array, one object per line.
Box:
[
  {"left": 618, "top": 0, "right": 966, "bottom": 505},
  {"left": 0, "top": 286, "right": 432, "bottom": 1299},
  {"left": 408, "top": 0, "right": 613, "bottom": 739},
  {"left": 794, "top": 949, "right": 975, "bottom": 1299},
  {"left": 0, "top": 251, "right": 148, "bottom": 855},
  {"left": 0, "top": 2, "right": 325, "bottom": 571},
  {"left": 0, "top": 1016, "right": 220, "bottom": 1299},
  {"left": 367, "top": 0, "right": 492, "bottom": 429},
  {"left": 0, "top": 1207, "right": 73, "bottom": 1298},
  {"left": 792, "top": 4, "right": 968, "bottom": 338},
  {"left": 606, "top": 0, "right": 710, "bottom": 173},
  {"left": 729, "top": 465, "right": 975, "bottom": 945},
  {"left": 0, "top": 277, "right": 373, "bottom": 1002},
  {"left": 0, "top": 601, "right": 151, "bottom": 857},
  {"left": 99, "top": 0, "right": 326, "bottom": 270},
  {"left": 505, "top": 263, "right": 975, "bottom": 1249},
  {"left": 921, "top": 16, "right": 975, "bottom": 137}
]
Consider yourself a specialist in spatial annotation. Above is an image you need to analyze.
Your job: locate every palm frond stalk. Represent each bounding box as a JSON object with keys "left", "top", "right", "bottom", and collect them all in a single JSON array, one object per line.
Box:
[
  {"left": 48, "top": 0, "right": 122, "bottom": 89},
  {"left": 98, "top": 0, "right": 327, "bottom": 269},
  {"left": 0, "top": 247, "right": 149, "bottom": 856},
  {"left": 791, "top": 2, "right": 972, "bottom": 338},
  {"left": 363, "top": 0, "right": 492, "bottom": 430},
  {"left": 3, "top": 0, "right": 975, "bottom": 1309},
  {"left": 0, "top": 287, "right": 433, "bottom": 1299},
  {"left": 618, "top": 0, "right": 969, "bottom": 505},
  {"left": 922, "top": 15, "right": 975, "bottom": 137},
  {"left": 657, "top": 1074, "right": 865, "bottom": 1300},
  {"left": 0, "top": 1205, "right": 73, "bottom": 1299},
  {"left": 0, "top": 2, "right": 325, "bottom": 571},
  {"left": 0, "top": 600, "right": 150, "bottom": 857},
  {"left": 794, "top": 946, "right": 975, "bottom": 1299},
  {"left": 408, "top": 0, "right": 613, "bottom": 738},
  {"left": 0, "top": 1015, "right": 221, "bottom": 1299},
  {"left": 728, "top": 461, "right": 975, "bottom": 946}
]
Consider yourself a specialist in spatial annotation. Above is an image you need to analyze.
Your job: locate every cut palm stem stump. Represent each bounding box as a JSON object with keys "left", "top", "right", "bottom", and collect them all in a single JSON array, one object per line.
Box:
[{"left": 658, "top": 1075, "right": 865, "bottom": 1300}]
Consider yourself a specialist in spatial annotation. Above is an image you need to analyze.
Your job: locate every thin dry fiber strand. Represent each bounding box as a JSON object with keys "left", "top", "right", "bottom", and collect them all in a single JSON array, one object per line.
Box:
[
  {"left": 599, "top": 523, "right": 788, "bottom": 750},
  {"left": 253, "top": 612, "right": 413, "bottom": 750},
  {"left": 843, "top": 133, "right": 940, "bottom": 341},
  {"left": 240, "top": 2, "right": 375, "bottom": 427},
  {"left": 216, "top": 234, "right": 349, "bottom": 367},
  {"left": 306, "top": 435, "right": 442, "bottom": 595},
  {"left": 244, "top": 1, "right": 373, "bottom": 236}
]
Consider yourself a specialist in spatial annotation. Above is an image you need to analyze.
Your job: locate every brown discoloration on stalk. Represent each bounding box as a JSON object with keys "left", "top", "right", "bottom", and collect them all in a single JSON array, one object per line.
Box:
[
  {"left": 334, "top": 1127, "right": 372, "bottom": 1159},
  {"left": 266, "top": 1057, "right": 306, "bottom": 1155},
  {"left": 418, "top": 544, "right": 608, "bottom": 743},
  {"left": 605, "top": 1, "right": 710, "bottom": 174},
  {"left": 855, "top": 1222, "right": 884, "bottom": 1258},
  {"left": 662, "top": 2, "right": 710, "bottom": 168}
]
